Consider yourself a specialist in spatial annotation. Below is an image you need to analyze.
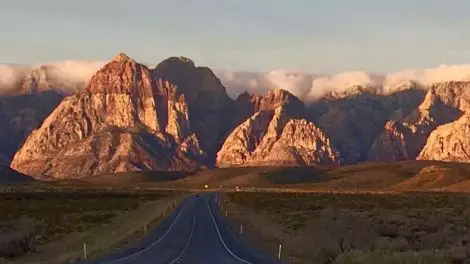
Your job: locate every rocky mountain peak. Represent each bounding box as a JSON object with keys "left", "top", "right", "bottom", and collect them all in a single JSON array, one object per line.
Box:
[
  {"left": 418, "top": 114, "right": 470, "bottom": 162},
  {"left": 152, "top": 56, "right": 233, "bottom": 156},
  {"left": 425, "top": 81, "right": 470, "bottom": 112},
  {"left": 232, "top": 89, "right": 306, "bottom": 130},
  {"left": 261, "top": 89, "right": 304, "bottom": 111},
  {"left": 323, "top": 84, "right": 378, "bottom": 100},
  {"left": 10, "top": 54, "right": 212, "bottom": 178},
  {"left": 368, "top": 81, "right": 466, "bottom": 162},
  {"left": 158, "top": 56, "right": 195, "bottom": 67},
  {"left": 217, "top": 102, "right": 340, "bottom": 167},
  {"left": 84, "top": 54, "right": 153, "bottom": 96},
  {"left": 396, "top": 80, "right": 419, "bottom": 90},
  {"left": 112, "top": 52, "right": 135, "bottom": 63},
  {"left": 235, "top": 89, "right": 304, "bottom": 112},
  {"left": 152, "top": 56, "right": 224, "bottom": 95},
  {"left": 21, "top": 66, "right": 49, "bottom": 94},
  {"left": 236, "top": 91, "right": 253, "bottom": 100}
]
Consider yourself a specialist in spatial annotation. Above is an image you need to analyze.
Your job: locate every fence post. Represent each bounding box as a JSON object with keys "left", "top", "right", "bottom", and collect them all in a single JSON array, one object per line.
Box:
[
  {"left": 83, "top": 243, "right": 87, "bottom": 260},
  {"left": 278, "top": 243, "right": 282, "bottom": 260},
  {"left": 240, "top": 225, "right": 243, "bottom": 235}
]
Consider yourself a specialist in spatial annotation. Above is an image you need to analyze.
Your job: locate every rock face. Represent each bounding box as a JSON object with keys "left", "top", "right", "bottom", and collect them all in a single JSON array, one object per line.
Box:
[
  {"left": 232, "top": 88, "right": 305, "bottom": 126},
  {"left": 418, "top": 114, "right": 470, "bottom": 162},
  {"left": 152, "top": 57, "right": 234, "bottom": 158},
  {"left": 310, "top": 88, "right": 425, "bottom": 163},
  {"left": 11, "top": 54, "right": 208, "bottom": 178},
  {"left": 367, "top": 121, "right": 415, "bottom": 161},
  {"left": 217, "top": 90, "right": 340, "bottom": 167},
  {"left": 369, "top": 82, "right": 467, "bottom": 162}
]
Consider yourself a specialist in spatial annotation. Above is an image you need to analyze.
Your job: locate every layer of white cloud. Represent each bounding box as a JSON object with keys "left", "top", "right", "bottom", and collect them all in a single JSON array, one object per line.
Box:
[
  {"left": 2, "top": 60, "right": 470, "bottom": 102},
  {"left": 0, "top": 61, "right": 105, "bottom": 95},
  {"left": 218, "top": 65, "right": 470, "bottom": 102}
]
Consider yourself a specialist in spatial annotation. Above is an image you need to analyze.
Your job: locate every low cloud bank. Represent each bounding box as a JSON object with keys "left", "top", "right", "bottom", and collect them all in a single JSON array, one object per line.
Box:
[
  {"left": 0, "top": 61, "right": 105, "bottom": 95},
  {"left": 2, "top": 60, "right": 470, "bottom": 101},
  {"left": 217, "top": 65, "right": 470, "bottom": 103}
]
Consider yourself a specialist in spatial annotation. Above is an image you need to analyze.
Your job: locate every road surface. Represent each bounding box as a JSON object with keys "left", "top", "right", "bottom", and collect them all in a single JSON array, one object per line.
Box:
[{"left": 81, "top": 193, "right": 280, "bottom": 264}]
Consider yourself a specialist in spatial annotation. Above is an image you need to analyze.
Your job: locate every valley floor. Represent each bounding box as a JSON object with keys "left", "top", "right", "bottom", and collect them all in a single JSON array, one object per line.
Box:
[
  {"left": 223, "top": 191, "right": 470, "bottom": 264},
  {"left": 74, "top": 160, "right": 470, "bottom": 193}
]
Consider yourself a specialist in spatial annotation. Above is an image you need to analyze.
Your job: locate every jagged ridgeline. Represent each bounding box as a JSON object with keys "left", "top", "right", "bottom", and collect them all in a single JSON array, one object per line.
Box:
[
  {"left": 6, "top": 54, "right": 470, "bottom": 179},
  {"left": 8, "top": 54, "right": 340, "bottom": 179}
]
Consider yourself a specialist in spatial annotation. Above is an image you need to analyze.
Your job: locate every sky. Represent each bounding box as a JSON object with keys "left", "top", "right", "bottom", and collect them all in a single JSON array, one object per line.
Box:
[{"left": 1, "top": 0, "right": 470, "bottom": 73}]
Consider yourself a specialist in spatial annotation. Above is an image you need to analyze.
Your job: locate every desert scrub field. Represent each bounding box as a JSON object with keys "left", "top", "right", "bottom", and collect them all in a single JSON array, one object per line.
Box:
[
  {"left": 0, "top": 189, "right": 176, "bottom": 260},
  {"left": 226, "top": 192, "right": 470, "bottom": 264}
]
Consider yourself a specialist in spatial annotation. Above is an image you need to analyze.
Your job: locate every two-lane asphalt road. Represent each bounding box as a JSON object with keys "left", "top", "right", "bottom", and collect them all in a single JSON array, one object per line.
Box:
[{"left": 81, "top": 193, "right": 279, "bottom": 264}]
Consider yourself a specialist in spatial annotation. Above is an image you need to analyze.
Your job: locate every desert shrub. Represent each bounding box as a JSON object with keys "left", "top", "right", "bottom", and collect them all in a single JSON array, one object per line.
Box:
[
  {"left": 0, "top": 222, "right": 36, "bottom": 258},
  {"left": 334, "top": 250, "right": 451, "bottom": 264},
  {"left": 305, "top": 209, "right": 380, "bottom": 262}
]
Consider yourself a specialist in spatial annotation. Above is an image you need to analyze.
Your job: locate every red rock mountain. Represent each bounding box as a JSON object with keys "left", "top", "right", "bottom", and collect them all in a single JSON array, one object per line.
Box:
[
  {"left": 217, "top": 89, "right": 340, "bottom": 167},
  {"left": 309, "top": 87, "right": 425, "bottom": 163},
  {"left": 369, "top": 82, "right": 467, "bottom": 162},
  {"left": 10, "top": 54, "right": 344, "bottom": 178},
  {"left": 11, "top": 54, "right": 209, "bottom": 178}
]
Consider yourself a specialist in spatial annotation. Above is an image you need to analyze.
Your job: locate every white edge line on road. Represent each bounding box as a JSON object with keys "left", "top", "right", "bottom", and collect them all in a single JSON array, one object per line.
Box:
[
  {"left": 207, "top": 198, "right": 253, "bottom": 264},
  {"left": 169, "top": 213, "right": 197, "bottom": 264},
  {"left": 100, "top": 198, "right": 190, "bottom": 264}
]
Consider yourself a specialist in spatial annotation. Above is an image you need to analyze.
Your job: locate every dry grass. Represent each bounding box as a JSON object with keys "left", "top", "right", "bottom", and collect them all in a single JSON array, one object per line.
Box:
[
  {"left": 0, "top": 189, "right": 183, "bottom": 263},
  {"left": 225, "top": 191, "right": 470, "bottom": 264}
]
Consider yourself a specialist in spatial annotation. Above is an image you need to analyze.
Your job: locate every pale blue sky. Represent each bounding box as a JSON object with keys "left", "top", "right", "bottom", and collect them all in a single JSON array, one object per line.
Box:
[{"left": 1, "top": 0, "right": 470, "bottom": 73}]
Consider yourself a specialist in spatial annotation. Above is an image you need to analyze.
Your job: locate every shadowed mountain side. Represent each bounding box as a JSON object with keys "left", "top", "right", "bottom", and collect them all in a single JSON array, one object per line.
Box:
[
  {"left": 310, "top": 88, "right": 426, "bottom": 164},
  {"left": 369, "top": 82, "right": 470, "bottom": 162},
  {"left": 0, "top": 166, "right": 34, "bottom": 184},
  {"left": 0, "top": 90, "right": 63, "bottom": 163},
  {"left": 152, "top": 56, "right": 234, "bottom": 160}
]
